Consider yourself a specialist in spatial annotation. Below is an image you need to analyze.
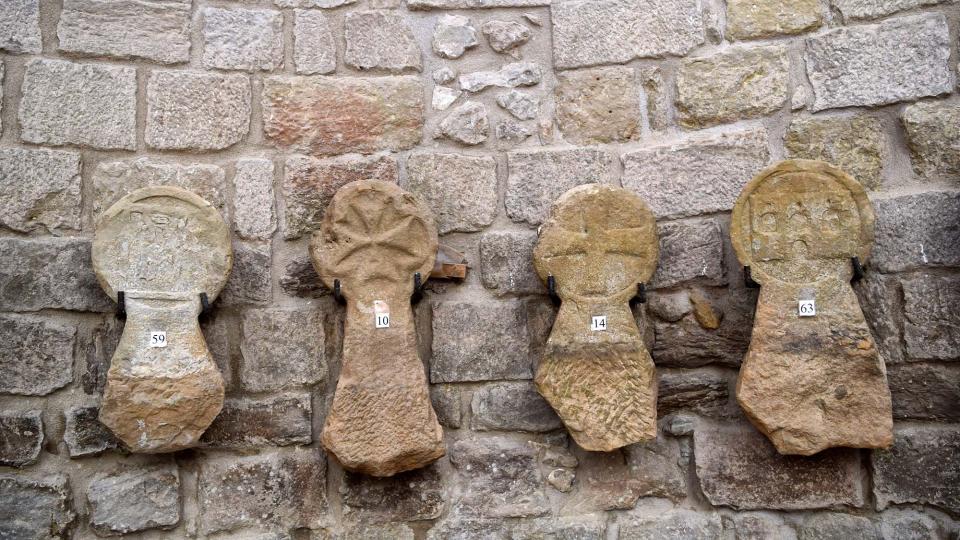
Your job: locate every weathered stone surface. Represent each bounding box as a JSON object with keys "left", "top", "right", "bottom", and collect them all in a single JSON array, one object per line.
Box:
[
  {"left": 556, "top": 66, "right": 640, "bottom": 144},
  {"left": 283, "top": 153, "right": 399, "bottom": 240},
  {"left": 459, "top": 62, "right": 541, "bottom": 93},
  {"left": 0, "top": 238, "right": 113, "bottom": 312},
  {"left": 534, "top": 185, "right": 659, "bottom": 451},
  {"left": 146, "top": 70, "right": 251, "bottom": 151},
  {"left": 411, "top": 0, "right": 549, "bottom": 6},
  {"left": 280, "top": 256, "right": 329, "bottom": 299},
  {"left": 831, "top": 0, "right": 951, "bottom": 21},
  {"left": 263, "top": 75, "right": 423, "bottom": 156},
  {"left": 872, "top": 191, "right": 960, "bottom": 272},
  {"left": 497, "top": 89, "right": 539, "bottom": 120},
  {"left": 888, "top": 363, "right": 960, "bottom": 421},
  {"left": 407, "top": 152, "right": 497, "bottom": 234},
  {"left": 240, "top": 309, "right": 326, "bottom": 392},
  {"left": 0, "top": 315, "right": 75, "bottom": 396},
  {"left": 639, "top": 66, "right": 667, "bottom": 131},
  {"left": 805, "top": 14, "right": 952, "bottom": 111},
  {"left": 653, "top": 219, "right": 725, "bottom": 289},
  {"left": 432, "top": 86, "right": 461, "bottom": 111},
  {"left": 93, "top": 187, "right": 232, "bottom": 453},
  {"left": 64, "top": 406, "right": 120, "bottom": 457},
  {"left": 495, "top": 120, "right": 533, "bottom": 143},
  {"left": 731, "top": 160, "right": 892, "bottom": 455},
  {"left": 623, "top": 128, "right": 770, "bottom": 219},
  {"left": 901, "top": 276, "right": 960, "bottom": 361},
  {"left": 234, "top": 158, "right": 276, "bottom": 240},
  {"left": 676, "top": 45, "right": 788, "bottom": 129},
  {"left": 723, "top": 513, "right": 792, "bottom": 539},
  {"left": 0, "top": 475, "right": 75, "bottom": 539},
  {"left": 0, "top": 148, "right": 81, "bottom": 234},
  {"left": 0, "top": 410, "right": 42, "bottom": 467},
  {"left": 202, "top": 7, "right": 282, "bottom": 71},
  {"left": 506, "top": 148, "right": 616, "bottom": 225},
  {"left": 341, "top": 464, "right": 444, "bottom": 523},
  {"left": 19, "top": 59, "right": 136, "bottom": 150},
  {"left": 552, "top": 0, "right": 704, "bottom": 69},
  {"left": 658, "top": 369, "right": 731, "bottom": 418},
  {"left": 294, "top": 9, "right": 336, "bottom": 75},
  {"left": 439, "top": 101, "right": 489, "bottom": 145},
  {"left": 345, "top": 11, "right": 421, "bottom": 72},
  {"left": 276, "top": 0, "right": 356, "bottom": 6},
  {"left": 57, "top": 0, "right": 191, "bottom": 64},
  {"left": 695, "top": 424, "right": 863, "bottom": 509},
  {"left": 199, "top": 449, "right": 328, "bottom": 534},
  {"left": 798, "top": 513, "right": 879, "bottom": 540},
  {"left": 872, "top": 427, "right": 960, "bottom": 513},
  {"left": 479, "top": 231, "right": 545, "bottom": 296},
  {"left": 311, "top": 181, "right": 443, "bottom": 477},
  {"left": 471, "top": 381, "right": 562, "bottom": 432},
  {"left": 87, "top": 464, "right": 180, "bottom": 535},
  {"left": 432, "top": 15, "right": 478, "bottom": 59},
  {"left": 0, "top": 0, "right": 41, "bottom": 54},
  {"left": 854, "top": 273, "right": 903, "bottom": 365},
  {"left": 202, "top": 394, "right": 312, "bottom": 448},
  {"left": 433, "top": 67, "right": 456, "bottom": 84},
  {"left": 219, "top": 241, "right": 272, "bottom": 306},
  {"left": 785, "top": 115, "right": 885, "bottom": 190},
  {"left": 619, "top": 510, "right": 723, "bottom": 539},
  {"left": 726, "top": 0, "right": 821, "bottom": 40},
  {"left": 902, "top": 101, "right": 960, "bottom": 181},
  {"left": 431, "top": 300, "right": 532, "bottom": 383},
  {"left": 482, "top": 20, "right": 531, "bottom": 54},
  {"left": 878, "top": 510, "right": 939, "bottom": 540},
  {"left": 450, "top": 437, "right": 549, "bottom": 517}
]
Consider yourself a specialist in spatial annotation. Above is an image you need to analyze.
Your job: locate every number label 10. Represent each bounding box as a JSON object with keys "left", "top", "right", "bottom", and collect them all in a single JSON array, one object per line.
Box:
[
  {"left": 149, "top": 331, "right": 167, "bottom": 348},
  {"left": 798, "top": 299, "right": 816, "bottom": 317},
  {"left": 591, "top": 316, "right": 607, "bottom": 331},
  {"left": 375, "top": 314, "right": 391, "bottom": 329}
]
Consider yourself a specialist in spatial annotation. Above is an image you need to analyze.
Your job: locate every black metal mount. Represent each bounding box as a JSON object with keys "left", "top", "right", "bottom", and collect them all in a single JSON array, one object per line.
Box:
[
  {"left": 116, "top": 291, "right": 214, "bottom": 320},
  {"left": 546, "top": 275, "right": 647, "bottom": 306},
  {"left": 332, "top": 273, "right": 427, "bottom": 305},
  {"left": 743, "top": 257, "right": 866, "bottom": 289}
]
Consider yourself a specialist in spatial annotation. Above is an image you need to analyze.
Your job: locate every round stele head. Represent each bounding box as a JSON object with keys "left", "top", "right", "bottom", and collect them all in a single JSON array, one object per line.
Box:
[
  {"left": 310, "top": 180, "right": 438, "bottom": 299},
  {"left": 534, "top": 184, "right": 659, "bottom": 304},
  {"left": 92, "top": 186, "right": 233, "bottom": 302},
  {"left": 730, "top": 159, "right": 875, "bottom": 285}
]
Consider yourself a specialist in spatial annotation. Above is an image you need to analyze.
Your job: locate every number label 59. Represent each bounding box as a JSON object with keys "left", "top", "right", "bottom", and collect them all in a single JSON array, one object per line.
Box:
[{"left": 149, "top": 331, "right": 167, "bottom": 348}]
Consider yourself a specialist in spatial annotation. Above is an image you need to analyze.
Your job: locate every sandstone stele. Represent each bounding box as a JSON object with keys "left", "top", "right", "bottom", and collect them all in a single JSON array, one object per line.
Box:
[
  {"left": 92, "top": 186, "right": 232, "bottom": 453},
  {"left": 311, "top": 180, "right": 444, "bottom": 476},
  {"left": 731, "top": 159, "right": 893, "bottom": 455},
  {"left": 533, "top": 184, "right": 659, "bottom": 451}
]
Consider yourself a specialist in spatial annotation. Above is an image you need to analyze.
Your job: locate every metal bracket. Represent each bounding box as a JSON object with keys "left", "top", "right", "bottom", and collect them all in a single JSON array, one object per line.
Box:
[
  {"left": 333, "top": 274, "right": 427, "bottom": 305},
  {"left": 332, "top": 279, "right": 346, "bottom": 305},
  {"left": 632, "top": 283, "right": 647, "bottom": 305},
  {"left": 851, "top": 256, "right": 865, "bottom": 283},
  {"left": 199, "top": 292, "right": 213, "bottom": 320},
  {"left": 744, "top": 267, "right": 761, "bottom": 289},
  {"left": 116, "top": 291, "right": 127, "bottom": 320}
]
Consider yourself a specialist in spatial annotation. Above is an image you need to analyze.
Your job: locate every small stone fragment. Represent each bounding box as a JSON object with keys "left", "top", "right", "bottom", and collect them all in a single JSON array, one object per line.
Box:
[
  {"left": 496, "top": 121, "right": 533, "bottom": 142},
  {"left": 406, "top": 152, "right": 498, "bottom": 234},
  {"left": 432, "top": 86, "right": 461, "bottom": 111},
  {"left": 294, "top": 9, "right": 336, "bottom": 75},
  {"left": 202, "top": 7, "right": 282, "bottom": 71},
  {"left": 63, "top": 406, "right": 120, "bottom": 458},
  {"left": 556, "top": 66, "right": 641, "bottom": 144},
  {"left": 647, "top": 291, "right": 692, "bottom": 322},
  {"left": 0, "top": 147, "right": 81, "bottom": 234},
  {"left": 689, "top": 291, "right": 722, "bottom": 330},
  {"left": 481, "top": 20, "right": 531, "bottom": 55},
  {"left": 433, "top": 67, "right": 456, "bottom": 84},
  {"left": 432, "top": 15, "right": 478, "bottom": 59},
  {"left": 523, "top": 12, "right": 542, "bottom": 26},
  {"left": 497, "top": 90, "right": 539, "bottom": 120},
  {"left": 548, "top": 469, "right": 575, "bottom": 492},
  {"left": 345, "top": 11, "right": 421, "bottom": 72},
  {"left": 0, "top": 475, "right": 75, "bottom": 539},
  {"left": 439, "top": 101, "right": 489, "bottom": 145},
  {"left": 726, "top": 0, "right": 822, "bottom": 40},
  {"left": 87, "top": 464, "right": 180, "bottom": 535},
  {"left": 459, "top": 62, "right": 541, "bottom": 93},
  {"left": 785, "top": 115, "right": 885, "bottom": 190},
  {"left": 0, "top": 410, "right": 42, "bottom": 467}
]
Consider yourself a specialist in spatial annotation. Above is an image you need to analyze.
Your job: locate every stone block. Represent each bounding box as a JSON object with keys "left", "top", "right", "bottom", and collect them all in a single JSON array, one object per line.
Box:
[
  {"left": 726, "top": 0, "right": 821, "bottom": 40},
  {"left": 406, "top": 152, "right": 497, "bottom": 234},
  {"left": 0, "top": 315, "right": 75, "bottom": 396},
  {"left": 57, "top": 0, "right": 191, "bottom": 64},
  {"left": 282, "top": 153, "right": 399, "bottom": 239},
  {"left": 202, "top": 394, "right": 313, "bottom": 448},
  {"left": 0, "top": 475, "right": 75, "bottom": 539},
  {"left": 0, "top": 238, "right": 113, "bottom": 312},
  {"left": 551, "top": 0, "right": 703, "bottom": 69},
  {"left": 506, "top": 148, "right": 616, "bottom": 226},
  {"left": 146, "top": 70, "right": 251, "bottom": 151},
  {"left": 344, "top": 11, "right": 421, "bottom": 72},
  {"left": 479, "top": 230, "right": 545, "bottom": 296},
  {"left": 723, "top": 513, "right": 793, "bottom": 539},
  {"left": 471, "top": 381, "right": 562, "bottom": 432},
  {"left": 805, "top": 14, "right": 952, "bottom": 111},
  {"left": 658, "top": 368, "right": 731, "bottom": 418},
  {"left": 798, "top": 513, "right": 879, "bottom": 540},
  {"left": 0, "top": 147, "right": 81, "bottom": 233},
  {"left": 555, "top": 66, "right": 640, "bottom": 144},
  {"left": 202, "top": 7, "right": 283, "bottom": 71},
  {"left": 263, "top": 75, "right": 423, "bottom": 157},
  {"left": 902, "top": 100, "right": 960, "bottom": 181},
  {"left": 63, "top": 406, "right": 120, "bottom": 458},
  {"left": 872, "top": 427, "right": 959, "bottom": 513},
  {"left": 0, "top": 0, "right": 41, "bottom": 54},
  {"left": 431, "top": 300, "right": 533, "bottom": 383},
  {"left": 482, "top": 20, "right": 531, "bottom": 54},
  {"left": 0, "top": 410, "right": 42, "bottom": 467},
  {"left": 449, "top": 436, "right": 549, "bottom": 518},
  {"left": 622, "top": 128, "right": 770, "bottom": 219},
  {"left": 438, "top": 101, "right": 489, "bottom": 145},
  {"left": 234, "top": 158, "right": 276, "bottom": 240},
  {"left": 694, "top": 424, "right": 863, "bottom": 509},
  {"left": 878, "top": 509, "right": 939, "bottom": 540},
  {"left": 872, "top": 191, "right": 960, "bottom": 273},
  {"left": 785, "top": 114, "right": 884, "bottom": 190},
  {"left": 87, "top": 464, "right": 180, "bottom": 535},
  {"left": 432, "top": 15, "right": 478, "bottom": 59},
  {"left": 430, "top": 385, "right": 462, "bottom": 429},
  {"left": 458, "top": 62, "right": 541, "bottom": 93},
  {"left": 294, "top": 10, "right": 336, "bottom": 75},
  {"left": 340, "top": 464, "right": 444, "bottom": 523},
  {"left": 831, "top": 0, "right": 951, "bottom": 21},
  {"left": 19, "top": 59, "right": 136, "bottom": 150},
  {"left": 901, "top": 275, "right": 959, "bottom": 361},
  {"left": 619, "top": 510, "right": 723, "bottom": 539},
  {"left": 888, "top": 363, "right": 960, "bottom": 421},
  {"left": 198, "top": 449, "right": 328, "bottom": 534},
  {"left": 676, "top": 45, "right": 788, "bottom": 128},
  {"left": 410, "top": 0, "right": 549, "bottom": 6},
  {"left": 280, "top": 255, "right": 328, "bottom": 299},
  {"left": 653, "top": 219, "right": 725, "bottom": 289},
  {"left": 241, "top": 309, "right": 326, "bottom": 392},
  {"left": 853, "top": 273, "right": 904, "bottom": 364},
  {"left": 219, "top": 241, "right": 272, "bottom": 307}
]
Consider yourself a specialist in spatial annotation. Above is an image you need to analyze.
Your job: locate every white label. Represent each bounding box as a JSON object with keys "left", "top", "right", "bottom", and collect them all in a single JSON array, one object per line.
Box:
[
  {"left": 375, "top": 314, "right": 391, "bottom": 328},
  {"left": 798, "top": 299, "right": 816, "bottom": 317},
  {"left": 373, "top": 300, "right": 390, "bottom": 329},
  {"left": 591, "top": 316, "right": 607, "bottom": 331},
  {"left": 149, "top": 331, "right": 167, "bottom": 348}
]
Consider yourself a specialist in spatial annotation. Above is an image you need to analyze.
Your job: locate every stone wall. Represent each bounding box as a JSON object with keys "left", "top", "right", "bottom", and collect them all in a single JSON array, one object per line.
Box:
[{"left": 0, "top": 0, "right": 958, "bottom": 538}]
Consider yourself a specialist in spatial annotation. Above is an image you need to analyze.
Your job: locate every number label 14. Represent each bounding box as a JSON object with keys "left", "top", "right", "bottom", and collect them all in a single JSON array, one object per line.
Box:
[
  {"left": 798, "top": 299, "right": 816, "bottom": 317},
  {"left": 149, "top": 331, "right": 167, "bottom": 348},
  {"left": 591, "top": 316, "right": 607, "bottom": 331}
]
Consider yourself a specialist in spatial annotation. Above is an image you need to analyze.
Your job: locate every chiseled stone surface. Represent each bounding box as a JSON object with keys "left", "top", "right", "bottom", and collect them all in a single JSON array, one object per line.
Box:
[
  {"left": 19, "top": 59, "right": 137, "bottom": 150},
  {"left": 294, "top": 9, "right": 336, "bottom": 75},
  {"left": 449, "top": 436, "right": 549, "bottom": 518},
  {"left": 902, "top": 100, "right": 960, "bottom": 181},
  {"left": 406, "top": 152, "right": 498, "bottom": 234},
  {"left": 676, "top": 45, "right": 789, "bottom": 129},
  {"left": 556, "top": 66, "right": 640, "bottom": 145},
  {"left": 0, "top": 410, "right": 43, "bottom": 467},
  {"left": 551, "top": 0, "right": 704, "bottom": 69},
  {"left": 0, "top": 315, "right": 76, "bottom": 396},
  {"left": 619, "top": 510, "right": 723, "bottom": 539},
  {"left": 872, "top": 427, "right": 960, "bottom": 513},
  {"left": 479, "top": 230, "right": 545, "bottom": 296},
  {"left": 0, "top": 147, "right": 81, "bottom": 234},
  {"left": 345, "top": 11, "right": 421, "bottom": 72},
  {"left": 263, "top": 75, "right": 423, "bottom": 157},
  {"left": 831, "top": 0, "right": 951, "bottom": 21},
  {"left": 146, "top": 70, "right": 251, "bottom": 151},
  {"left": 87, "top": 463, "right": 181, "bottom": 535},
  {"left": 653, "top": 219, "right": 725, "bottom": 289},
  {"left": 798, "top": 513, "right": 879, "bottom": 540},
  {"left": 901, "top": 275, "right": 960, "bottom": 361},
  {"left": 471, "top": 381, "right": 562, "bottom": 432},
  {"left": 805, "top": 14, "right": 952, "bottom": 111},
  {"left": 311, "top": 181, "right": 443, "bottom": 476},
  {"left": 726, "top": 0, "right": 821, "bottom": 40},
  {"left": 872, "top": 190, "right": 960, "bottom": 273},
  {"left": 340, "top": 464, "right": 444, "bottom": 523},
  {"left": 234, "top": 158, "right": 276, "bottom": 240},
  {"left": 201, "top": 394, "right": 313, "bottom": 448},
  {"left": 0, "top": 475, "right": 75, "bottom": 540},
  {"left": 202, "top": 7, "right": 283, "bottom": 71},
  {"left": 240, "top": 309, "right": 327, "bottom": 392},
  {"left": 57, "top": 0, "right": 191, "bottom": 64},
  {"left": 731, "top": 160, "right": 893, "bottom": 455},
  {"left": 785, "top": 115, "right": 885, "bottom": 190},
  {"left": 0, "top": 0, "right": 41, "bottom": 54},
  {"left": 0, "top": 237, "right": 113, "bottom": 312},
  {"left": 888, "top": 363, "right": 960, "bottom": 421},
  {"left": 63, "top": 406, "right": 121, "bottom": 457},
  {"left": 534, "top": 185, "right": 659, "bottom": 451}
]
